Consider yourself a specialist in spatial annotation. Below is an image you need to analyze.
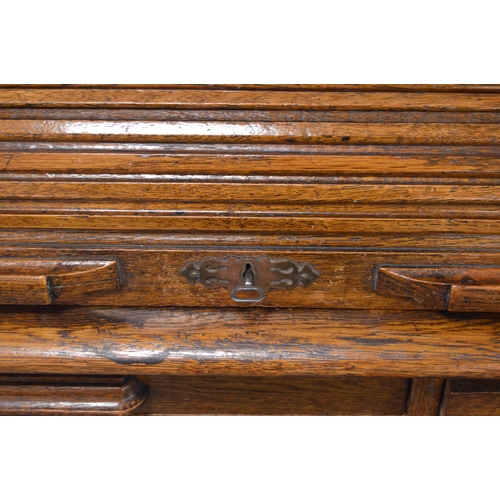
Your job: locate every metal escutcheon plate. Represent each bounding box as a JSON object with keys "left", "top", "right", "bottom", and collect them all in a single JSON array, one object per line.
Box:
[{"left": 180, "top": 255, "right": 320, "bottom": 303}]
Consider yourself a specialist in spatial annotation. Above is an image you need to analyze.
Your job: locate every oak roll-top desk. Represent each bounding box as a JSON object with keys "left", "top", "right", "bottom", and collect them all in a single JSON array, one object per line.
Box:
[{"left": 1, "top": 84, "right": 500, "bottom": 415}]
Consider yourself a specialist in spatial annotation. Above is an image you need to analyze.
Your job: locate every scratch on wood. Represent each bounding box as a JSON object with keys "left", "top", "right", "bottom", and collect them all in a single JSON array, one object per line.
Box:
[{"left": 2, "top": 155, "right": 14, "bottom": 170}]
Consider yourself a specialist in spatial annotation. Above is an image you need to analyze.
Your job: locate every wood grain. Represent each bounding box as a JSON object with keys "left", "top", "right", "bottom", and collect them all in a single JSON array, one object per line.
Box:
[
  {"left": 3, "top": 153, "right": 500, "bottom": 177},
  {"left": 0, "top": 375, "right": 148, "bottom": 415},
  {"left": 0, "top": 247, "right": 499, "bottom": 309},
  {"left": 1, "top": 120, "right": 498, "bottom": 145},
  {"left": 406, "top": 378, "right": 444, "bottom": 415},
  {"left": 0, "top": 229, "right": 499, "bottom": 251},
  {"left": 3, "top": 178, "right": 500, "bottom": 203},
  {"left": 376, "top": 266, "right": 500, "bottom": 312},
  {"left": 1, "top": 85, "right": 500, "bottom": 415},
  {"left": 1, "top": 84, "right": 500, "bottom": 92},
  {"left": 3, "top": 142, "right": 500, "bottom": 156},
  {"left": 135, "top": 376, "right": 409, "bottom": 415},
  {"left": 3, "top": 200, "right": 500, "bottom": 220},
  {"left": 440, "top": 379, "right": 500, "bottom": 416},
  {"left": 0, "top": 307, "right": 500, "bottom": 378},
  {"left": 1, "top": 89, "right": 500, "bottom": 111},
  {"left": 2, "top": 109, "right": 500, "bottom": 124},
  {"left": 0, "top": 214, "right": 499, "bottom": 234},
  {"left": 0, "top": 258, "right": 120, "bottom": 305}
]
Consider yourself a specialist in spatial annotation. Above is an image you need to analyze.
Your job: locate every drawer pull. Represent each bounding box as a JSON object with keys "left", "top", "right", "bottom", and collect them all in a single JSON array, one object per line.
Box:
[
  {"left": 0, "top": 258, "right": 120, "bottom": 305},
  {"left": 376, "top": 265, "right": 500, "bottom": 312},
  {"left": 180, "top": 256, "right": 320, "bottom": 303}
]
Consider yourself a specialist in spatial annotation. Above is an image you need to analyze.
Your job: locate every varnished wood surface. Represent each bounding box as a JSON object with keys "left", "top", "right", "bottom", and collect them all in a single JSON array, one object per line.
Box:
[
  {"left": 1, "top": 307, "right": 500, "bottom": 378},
  {"left": 405, "top": 378, "right": 444, "bottom": 416},
  {"left": 0, "top": 86, "right": 498, "bottom": 156},
  {"left": 2, "top": 214, "right": 500, "bottom": 234},
  {"left": 2, "top": 85, "right": 500, "bottom": 92},
  {"left": 2, "top": 109, "right": 500, "bottom": 124},
  {"left": 135, "top": 376, "right": 409, "bottom": 415},
  {"left": 376, "top": 266, "right": 500, "bottom": 312},
  {"left": 0, "top": 149, "right": 500, "bottom": 176},
  {"left": 0, "top": 258, "right": 120, "bottom": 305},
  {"left": 0, "top": 375, "right": 148, "bottom": 415},
  {"left": 4, "top": 178, "right": 500, "bottom": 204},
  {"left": 440, "top": 379, "right": 500, "bottom": 416},
  {"left": 1, "top": 120, "right": 498, "bottom": 145},
  {"left": 1, "top": 85, "right": 499, "bottom": 414},
  {"left": 1, "top": 88, "right": 500, "bottom": 111},
  {"left": 1, "top": 247, "right": 500, "bottom": 309},
  {"left": 3, "top": 153, "right": 500, "bottom": 176},
  {"left": 3, "top": 143, "right": 500, "bottom": 156},
  {"left": 1, "top": 230, "right": 499, "bottom": 251}
]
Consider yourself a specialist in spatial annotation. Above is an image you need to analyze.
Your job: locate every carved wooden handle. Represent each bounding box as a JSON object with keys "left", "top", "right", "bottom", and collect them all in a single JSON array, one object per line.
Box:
[
  {"left": 376, "top": 266, "right": 500, "bottom": 312},
  {"left": 0, "top": 258, "right": 120, "bottom": 305},
  {"left": 0, "top": 376, "right": 149, "bottom": 415}
]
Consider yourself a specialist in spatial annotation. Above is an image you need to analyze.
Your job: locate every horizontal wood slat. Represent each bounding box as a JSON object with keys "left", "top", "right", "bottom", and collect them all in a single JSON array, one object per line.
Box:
[
  {"left": 1, "top": 109, "right": 500, "bottom": 124},
  {"left": 2, "top": 85, "right": 500, "bottom": 92},
  {"left": 1, "top": 307, "right": 500, "bottom": 378},
  {"left": 0, "top": 214, "right": 496, "bottom": 233},
  {"left": 0, "top": 120, "right": 498, "bottom": 145},
  {"left": 1, "top": 179, "right": 499, "bottom": 203},
  {"left": 1, "top": 201, "right": 498, "bottom": 219},
  {"left": 1, "top": 89, "right": 500, "bottom": 110},
  {"left": 0, "top": 230, "right": 497, "bottom": 251},
  {"left": 4, "top": 142, "right": 500, "bottom": 156},
  {"left": 2, "top": 153, "right": 500, "bottom": 177}
]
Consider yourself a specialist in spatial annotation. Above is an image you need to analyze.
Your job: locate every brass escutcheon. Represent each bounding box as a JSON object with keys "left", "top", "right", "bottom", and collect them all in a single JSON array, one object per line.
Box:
[{"left": 180, "top": 256, "right": 320, "bottom": 303}]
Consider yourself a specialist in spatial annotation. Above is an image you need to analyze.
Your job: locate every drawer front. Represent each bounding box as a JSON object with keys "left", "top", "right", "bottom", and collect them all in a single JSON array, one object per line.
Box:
[
  {"left": 2, "top": 246, "right": 500, "bottom": 310},
  {"left": 441, "top": 379, "right": 500, "bottom": 416},
  {"left": 134, "top": 376, "right": 410, "bottom": 416},
  {"left": 0, "top": 373, "right": 409, "bottom": 416}
]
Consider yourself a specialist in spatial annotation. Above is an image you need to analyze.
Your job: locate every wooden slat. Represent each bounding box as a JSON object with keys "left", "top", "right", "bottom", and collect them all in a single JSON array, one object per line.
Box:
[
  {"left": 1, "top": 109, "right": 500, "bottom": 124},
  {"left": 1, "top": 85, "right": 500, "bottom": 92},
  {"left": 0, "top": 229, "right": 497, "bottom": 251},
  {"left": 1, "top": 179, "right": 499, "bottom": 203},
  {"left": 0, "top": 200, "right": 498, "bottom": 219},
  {"left": 1, "top": 308, "right": 500, "bottom": 377},
  {"left": 2, "top": 153, "right": 500, "bottom": 177},
  {"left": 3, "top": 142, "right": 500, "bottom": 156},
  {"left": 0, "top": 120, "right": 498, "bottom": 145},
  {"left": 1, "top": 90, "right": 500, "bottom": 110},
  {"left": 0, "top": 214, "right": 497, "bottom": 234}
]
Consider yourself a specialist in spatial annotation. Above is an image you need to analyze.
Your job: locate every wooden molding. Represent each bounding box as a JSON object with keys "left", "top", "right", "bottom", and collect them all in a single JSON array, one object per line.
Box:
[
  {"left": 0, "top": 375, "right": 149, "bottom": 415},
  {"left": 0, "top": 307, "right": 500, "bottom": 378}
]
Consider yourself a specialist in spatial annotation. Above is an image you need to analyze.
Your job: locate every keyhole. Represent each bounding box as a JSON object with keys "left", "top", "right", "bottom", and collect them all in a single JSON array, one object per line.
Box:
[{"left": 243, "top": 262, "right": 254, "bottom": 285}]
